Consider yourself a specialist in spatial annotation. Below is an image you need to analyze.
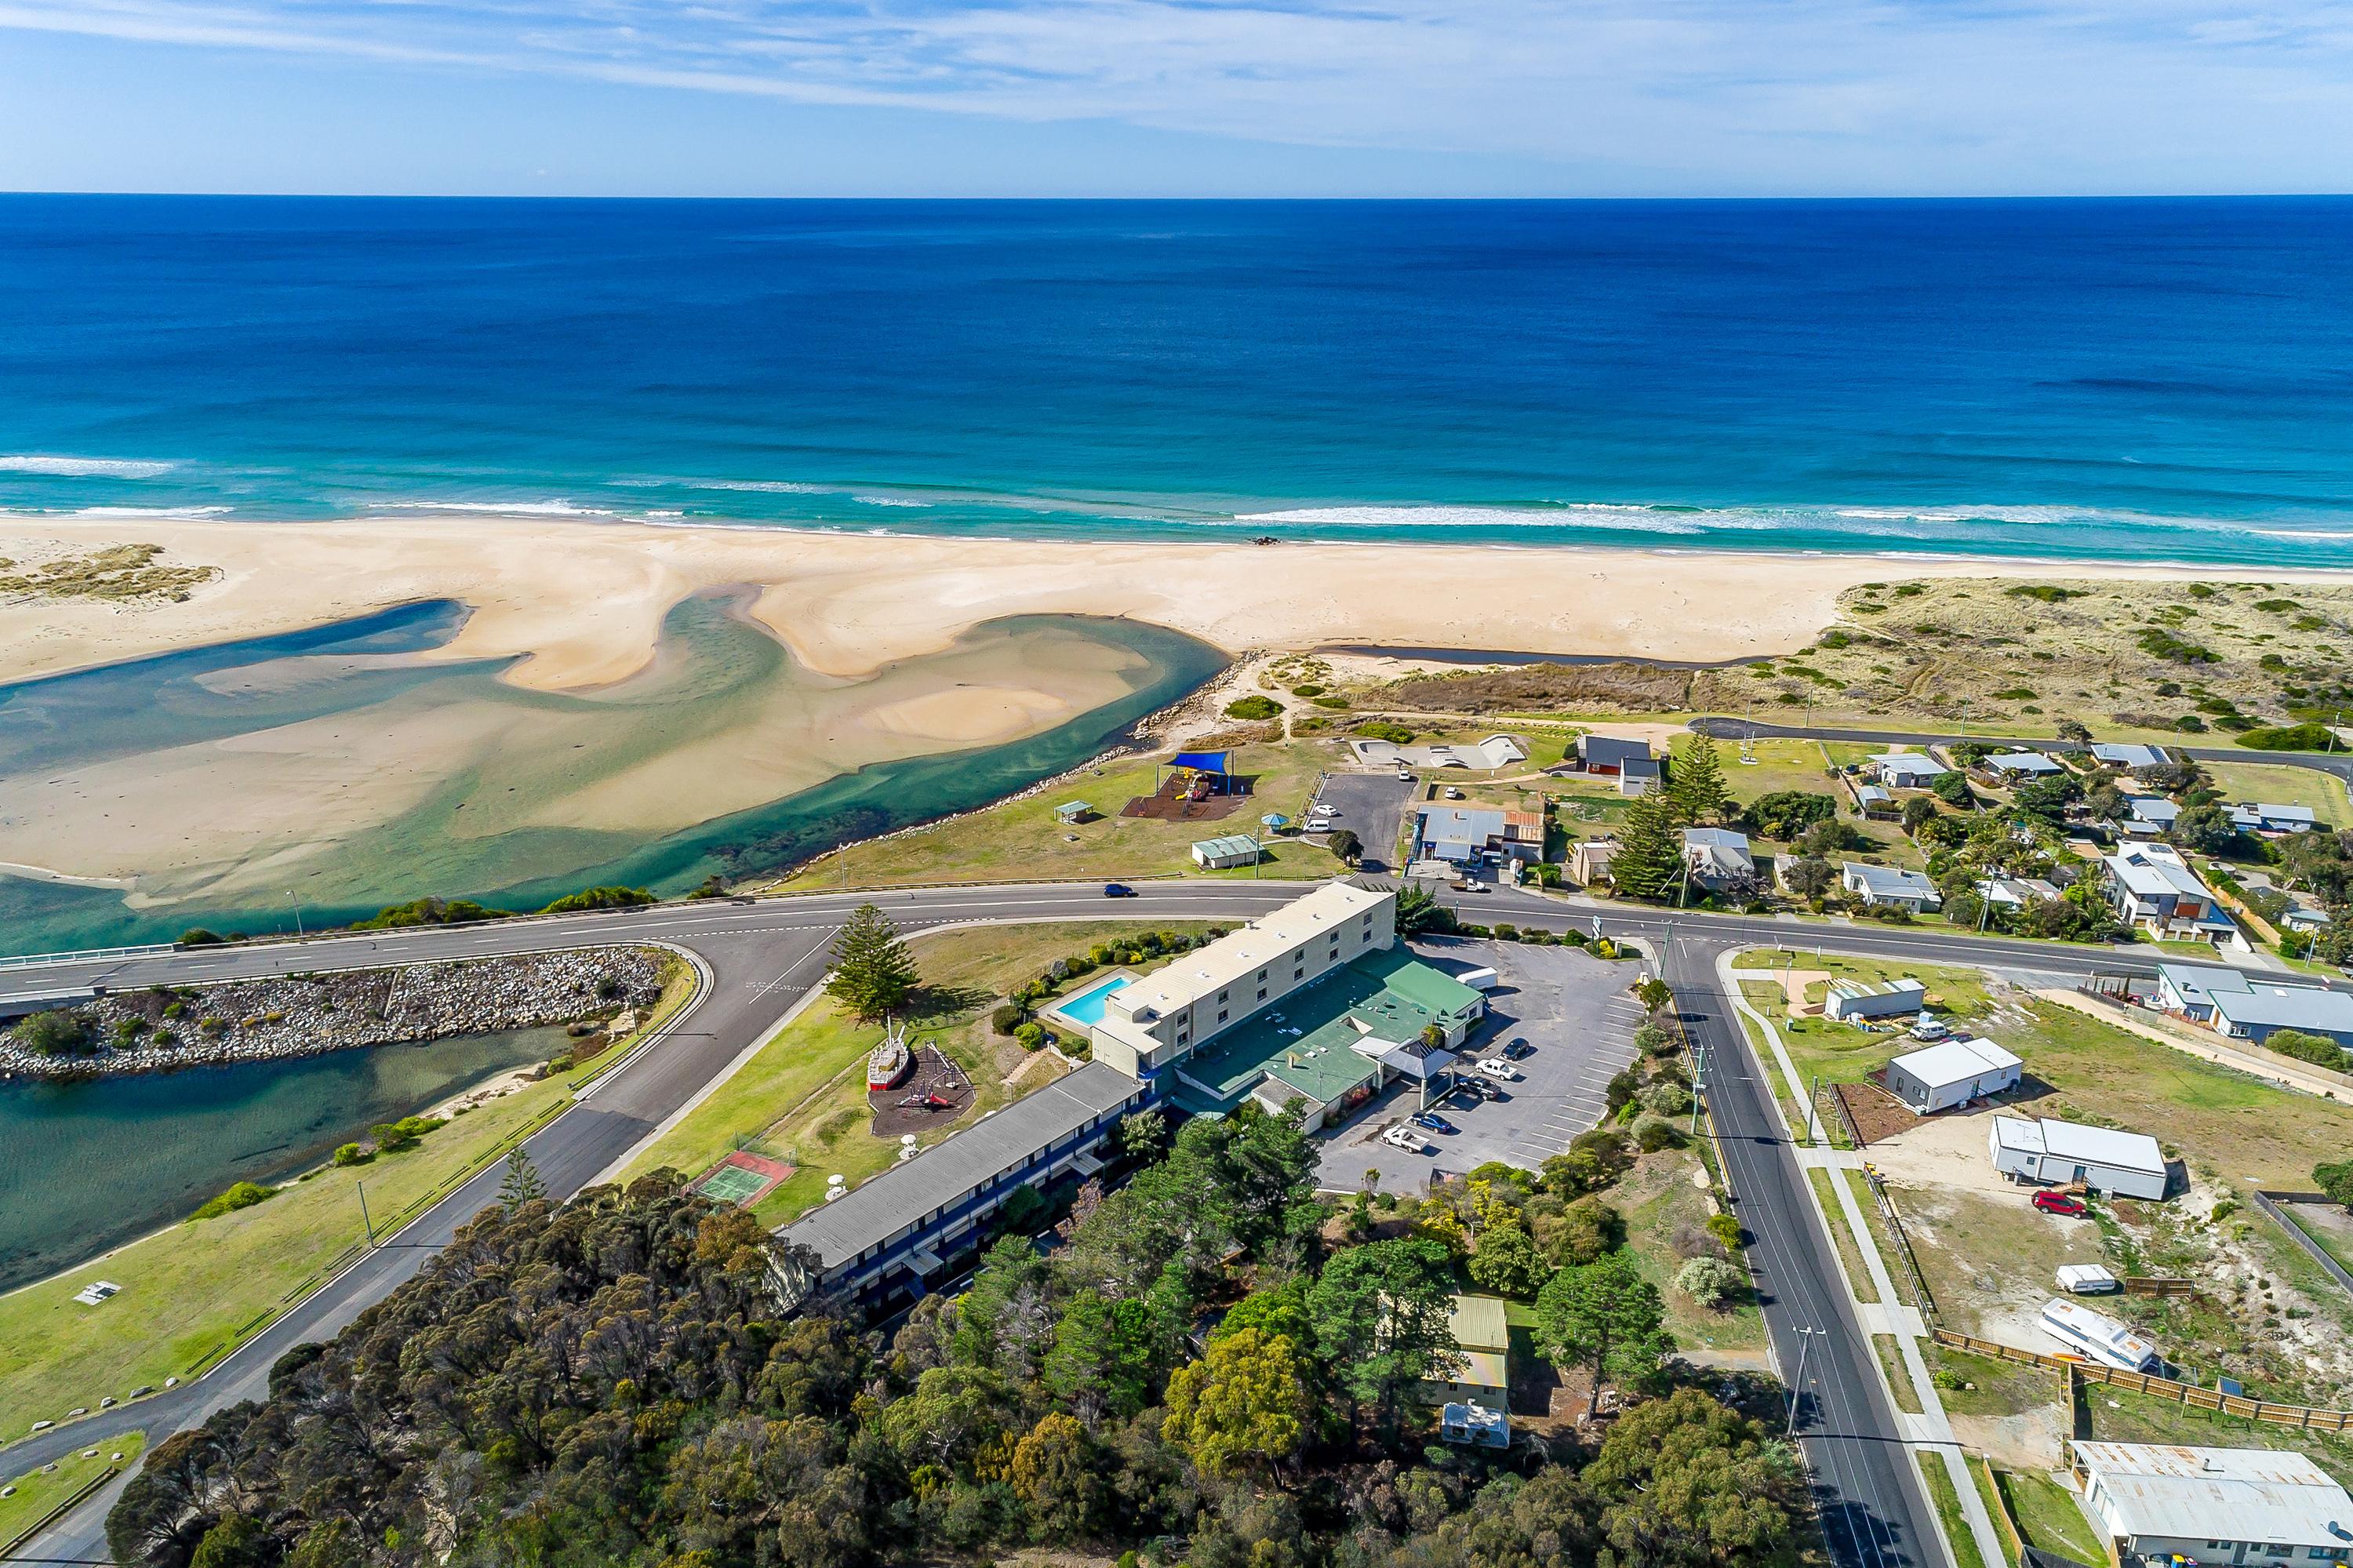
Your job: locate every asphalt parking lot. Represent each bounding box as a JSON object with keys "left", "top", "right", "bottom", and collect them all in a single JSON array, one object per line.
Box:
[
  {"left": 1314, "top": 937, "right": 1648, "bottom": 1193},
  {"left": 1304, "top": 771, "right": 1419, "bottom": 871}
]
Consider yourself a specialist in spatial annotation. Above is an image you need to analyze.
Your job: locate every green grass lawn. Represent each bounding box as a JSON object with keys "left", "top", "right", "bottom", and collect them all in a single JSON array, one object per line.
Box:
[
  {"left": 1806, "top": 1168, "right": 1879, "bottom": 1304},
  {"left": 767, "top": 741, "right": 1338, "bottom": 890},
  {"left": 2084, "top": 1378, "right": 2353, "bottom": 1486},
  {"left": 1736, "top": 950, "right": 2353, "bottom": 1191},
  {"left": 624, "top": 921, "right": 1219, "bottom": 1229},
  {"left": 0, "top": 956, "right": 696, "bottom": 1446},
  {"left": 2202, "top": 760, "right": 2353, "bottom": 828},
  {"left": 0, "top": 1431, "right": 144, "bottom": 1551},
  {"left": 1874, "top": 1334, "right": 1921, "bottom": 1413},
  {"left": 1914, "top": 1453, "right": 1988, "bottom": 1568},
  {"left": 1992, "top": 1468, "right": 2104, "bottom": 1563}
]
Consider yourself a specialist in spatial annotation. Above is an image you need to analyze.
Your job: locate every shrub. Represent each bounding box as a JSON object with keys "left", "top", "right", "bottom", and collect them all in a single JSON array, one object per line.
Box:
[
  {"left": 1635, "top": 1119, "right": 1686, "bottom": 1152},
  {"left": 1354, "top": 720, "right": 1416, "bottom": 744},
  {"left": 991, "top": 1003, "right": 1028, "bottom": 1035},
  {"left": 1224, "top": 694, "right": 1283, "bottom": 722},
  {"left": 2237, "top": 722, "right": 2336, "bottom": 752},
  {"left": 1705, "top": 1212, "right": 1744, "bottom": 1252},
  {"left": 177, "top": 927, "right": 225, "bottom": 947},
  {"left": 2006, "top": 584, "right": 2085, "bottom": 603},
  {"left": 2315, "top": 1161, "right": 2353, "bottom": 1209},
  {"left": 1014, "top": 1022, "right": 1049, "bottom": 1050},
  {"left": 2136, "top": 628, "right": 2218, "bottom": 665},
  {"left": 536, "top": 885, "right": 656, "bottom": 915},
  {"left": 1490, "top": 923, "right": 1518, "bottom": 941},
  {"left": 192, "top": 1181, "right": 275, "bottom": 1221},
  {"left": 11, "top": 1008, "right": 93, "bottom": 1056},
  {"left": 1640, "top": 1079, "right": 1693, "bottom": 1117},
  {"left": 367, "top": 1115, "right": 445, "bottom": 1153},
  {"left": 2268, "top": 1029, "right": 2351, "bottom": 1072},
  {"left": 1465, "top": 1226, "right": 1551, "bottom": 1298},
  {"left": 333, "top": 1143, "right": 372, "bottom": 1167},
  {"left": 1537, "top": 1196, "right": 1624, "bottom": 1266},
  {"left": 1675, "top": 1254, "right": 1748, "bottom": 1308}
]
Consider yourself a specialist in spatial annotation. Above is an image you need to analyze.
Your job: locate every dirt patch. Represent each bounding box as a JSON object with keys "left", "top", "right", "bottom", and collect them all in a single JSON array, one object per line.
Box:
[
  {"left": 1837, "top": 1079, "right": 1924, "bottom": 1145},
  {"left": 1950, "top": 1405, "right": 2070, "bottom": 1472},
  {"left": 1119, "top": 773, "right": 1253, "bottom": 822},
  {"left": 869, "top": 1044, "right": 977, "bottom": 1137}
]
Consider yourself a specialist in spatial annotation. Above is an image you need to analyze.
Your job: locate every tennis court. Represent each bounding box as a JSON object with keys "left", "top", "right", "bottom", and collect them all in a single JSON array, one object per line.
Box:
[{"left": 689, "top": 1150, "right": 795, "bottom": 1207}]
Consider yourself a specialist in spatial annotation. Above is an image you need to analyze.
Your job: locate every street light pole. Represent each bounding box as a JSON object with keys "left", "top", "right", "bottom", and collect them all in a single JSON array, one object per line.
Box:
[
  {"left": 1785, "top": 1326, "right": 1824, "bottom": 1436},
  {"left": 286, "top": 892, "right": 304, "bottom": 939},
  {"left": 358, "top": 1181, "right": 375, "bottom": 1248}
]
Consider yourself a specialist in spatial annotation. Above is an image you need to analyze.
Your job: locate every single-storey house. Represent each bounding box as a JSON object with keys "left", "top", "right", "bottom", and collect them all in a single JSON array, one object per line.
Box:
[
  {"left": 1567, "top": 839, "right": 1617, "bottom": 885},
  {"left": 1980, "top": 749, "right": 2066, "bottom": 780},
  {"left": 1852, "top": 782, "right": 1898, "bottom": 820},
  {"left": 2285, "top": 905, "right": 2333, "bottom": 932},
  {"left": 2228, "top": 801, "right": 2319, "bottom": 835},
  {"left": 1575, "top": 733, "right": 1650, "bottom": 775},
  {"left": 1842, "top": 861, "right": 1943, "bottom": 912},
  {"left": 1977, "top": 875, "right": 2062, "bottom": 909},
  {"left": 1989, "top": 1116, "right": 2168, "bottom": 1199},
  {"left": 1884, "top": 1035, "right": 2023, "bottom": 1114},
  {"left": 1824, "top": 976, "right": 1928, "bottom": 1024},
  {"left": 2071, "top": 1442, "right": 2353, "bottom": 1567},
  {"left": 2100, "top": 843, "right": 2233, "bottom": 940},
  {"left": 1415, "top": 806, "right": 1544, "bottom": 864},
  {"left": 2155, "top": 962, "right": 2239, "bottom": 1023},
  {"left": 1681, "top": 827, "right": 1754, "bottom": 890},
  {"left": 1191, "top": 834, "right": 1263, "bottom": 870},
  {"left": 1869, "top": 751, "right": 1951, "bottom": 788},
  {"left": 2158, "top": 961, "right": 2353, "bottom": 1048},
  {"left": 1420, "top": 1294, "right": 1511, "bottom": 1406},
  {"left": 2119, "top": 795, "right": 2180, "bottom": 839},
  {"left": 2089, "top": 743, "right": 2172, "bottom": 773}
]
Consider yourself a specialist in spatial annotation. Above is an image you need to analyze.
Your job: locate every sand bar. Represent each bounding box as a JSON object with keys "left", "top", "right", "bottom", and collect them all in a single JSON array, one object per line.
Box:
[{"left": 10, "top": 512, "right": 2352, "bottom": 694}]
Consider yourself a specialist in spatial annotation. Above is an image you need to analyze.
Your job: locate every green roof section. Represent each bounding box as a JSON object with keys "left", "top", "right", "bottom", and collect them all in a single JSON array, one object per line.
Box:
[
  {"left": 1191, "top": 833, "right": 1262, "bottom": 859},
  {"left": 1173, "top": 947, "right": 1484, "bottom": 1111}
]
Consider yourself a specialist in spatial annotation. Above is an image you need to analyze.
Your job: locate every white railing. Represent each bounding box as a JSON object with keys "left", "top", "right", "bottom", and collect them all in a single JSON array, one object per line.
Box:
[{"left": 0, "top": 941, "right": 177, "bottom": 971}]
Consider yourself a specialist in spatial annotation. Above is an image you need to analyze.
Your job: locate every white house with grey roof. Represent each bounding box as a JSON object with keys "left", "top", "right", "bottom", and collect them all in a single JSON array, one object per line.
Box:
[
  {"left": 1981, "top": 749, "right": 2066, "bottom": 779},
  {"left": 1680, "top": 827, "right": 1754, "bottom": 890},
  {"left": 2089, "top": 743, "right": 2172, "bottom": 773},
  {"left": 1869, "top": 751, "right": 1951, "bottom": 788},
  {"left": 2158, "top": 962, "right": 2353, "bottom": 1050},
  {"left": 2071, "top": 1441, "right": 2353, "bottom": 1566},
  {"left": 2100, "top": 842, "right": 2233, "bottom": 940},
  {"left": 2229, "top": 802, "right": 2320, "bottom": 835},
  {"left": 1842, "top": 861, "right": 1942, "bottom": 912},
  {"left": 1990, "top": 1116, "right": 2169, "bottom": 1199}
]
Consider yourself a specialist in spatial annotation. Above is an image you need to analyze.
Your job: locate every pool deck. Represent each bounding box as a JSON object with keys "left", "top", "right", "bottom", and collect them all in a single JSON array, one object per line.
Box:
[{"left": 1038, "top": 968, "right": 1142, "bottom": 1031}]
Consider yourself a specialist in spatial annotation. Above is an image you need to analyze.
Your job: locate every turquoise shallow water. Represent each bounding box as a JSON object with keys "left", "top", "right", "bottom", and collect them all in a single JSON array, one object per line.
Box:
[
  {"left": 4, "top": 196, "right": 2352, "bottom": 564},
  {"left": 0, "top": 1025, "right": 570, "bottom": 1292}
]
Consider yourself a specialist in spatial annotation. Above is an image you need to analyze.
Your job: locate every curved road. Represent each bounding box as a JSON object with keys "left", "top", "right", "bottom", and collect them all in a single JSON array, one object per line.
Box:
[{"left": 5, "top": 877, "right": 2331, "bottom": 1565}]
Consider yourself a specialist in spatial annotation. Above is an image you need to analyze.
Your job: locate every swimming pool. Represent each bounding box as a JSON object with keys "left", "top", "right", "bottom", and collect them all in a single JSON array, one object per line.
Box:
[{"left": 1046, "top": 973, "right": 1134, "bottom": 1028}]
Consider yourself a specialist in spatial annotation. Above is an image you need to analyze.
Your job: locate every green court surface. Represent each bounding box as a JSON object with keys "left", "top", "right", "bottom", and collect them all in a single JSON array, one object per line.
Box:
[{"left": 696, "top": 1165, "right": 769, "bottom": 1206}]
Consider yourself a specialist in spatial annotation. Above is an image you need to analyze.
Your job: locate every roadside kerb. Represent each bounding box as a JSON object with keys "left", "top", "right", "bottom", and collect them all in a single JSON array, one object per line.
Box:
[{"left": 0, "top": 1455, "right": 131, "bottom": 1560}]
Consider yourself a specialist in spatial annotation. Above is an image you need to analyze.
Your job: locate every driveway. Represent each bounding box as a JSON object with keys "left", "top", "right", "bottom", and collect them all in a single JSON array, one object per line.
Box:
[
  {"left": 1305, "top": 771, "right": 1420, "bottom": 871},
  {"left": 1315, "top": 937, "right": 1647, "bottom": 1192}
]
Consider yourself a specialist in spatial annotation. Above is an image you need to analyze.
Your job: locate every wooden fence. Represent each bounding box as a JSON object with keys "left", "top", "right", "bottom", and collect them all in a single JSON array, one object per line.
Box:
[
  {"left": 1933, "top": 1328, "right": 2353, "bottom": 1432},
  {"left": 2120, "top": 1276, "right": 2198, "bottom": 1299}
]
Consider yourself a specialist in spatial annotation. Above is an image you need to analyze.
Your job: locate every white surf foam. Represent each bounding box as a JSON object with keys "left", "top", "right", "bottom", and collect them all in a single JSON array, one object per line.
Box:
[{"left": 0, "top": 455, "right": 176, "bottom": 478}]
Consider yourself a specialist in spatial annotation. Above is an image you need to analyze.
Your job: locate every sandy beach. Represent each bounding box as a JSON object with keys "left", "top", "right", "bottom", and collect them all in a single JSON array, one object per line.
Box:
[{"left": 12, "top": 511, "right": 2352, "bottom": 696}]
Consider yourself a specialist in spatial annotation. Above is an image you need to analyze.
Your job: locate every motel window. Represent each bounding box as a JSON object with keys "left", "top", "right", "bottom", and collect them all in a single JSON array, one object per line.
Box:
[
  {"left": 1257, "top": 968, "right": 1267, "bottom": 980},
  {"left": 1219, "top": 990, "right": 1229, "bottom": 1003},
  {"left": 1217, "top": 1010, "right": 1227, "bottom": 1024},
  {"left": 1257, "top": 988, "right": 1267, "bottom": 1001}
]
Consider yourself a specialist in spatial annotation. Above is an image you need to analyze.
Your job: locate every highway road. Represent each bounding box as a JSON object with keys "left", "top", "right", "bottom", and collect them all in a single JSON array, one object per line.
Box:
[
  {"left": 1689, "top": 715, "right": 2353, "bottom": 785},
  {"left": 5, "top": 875, "right": 2331, "bottom": 1566},
  {"left": 0, "top": 880, "right": 1308, "bottom": 1565}
]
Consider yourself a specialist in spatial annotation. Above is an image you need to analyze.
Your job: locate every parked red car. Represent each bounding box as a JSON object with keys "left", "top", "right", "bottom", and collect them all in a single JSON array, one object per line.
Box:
[{"left": 2031, "top": 1190, "right": 2087, "bottom": 1216}]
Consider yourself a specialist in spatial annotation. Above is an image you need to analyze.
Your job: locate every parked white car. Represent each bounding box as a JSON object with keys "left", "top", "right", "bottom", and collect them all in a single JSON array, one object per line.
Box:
[
  {"left": 1474, "top": 1059, "right": 1519, "bottom": 1081},
  {"left": 1381, "top": 1124, "right": 1431, "bottom": 1152}
]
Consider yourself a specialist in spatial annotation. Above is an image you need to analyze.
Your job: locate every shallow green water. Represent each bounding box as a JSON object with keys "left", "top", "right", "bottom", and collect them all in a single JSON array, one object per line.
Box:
[
  {"left": 0, "top": 599, "right": 1224, "bottom": 953},
  {"left": 0, "top": 1025, "right": 571, "bottom": 1292}
]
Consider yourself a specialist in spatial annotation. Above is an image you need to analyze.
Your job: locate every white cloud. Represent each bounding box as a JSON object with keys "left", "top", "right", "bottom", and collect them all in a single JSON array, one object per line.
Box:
[{"left": 4, "top": 0, "right": 2353, "bottom": 187}]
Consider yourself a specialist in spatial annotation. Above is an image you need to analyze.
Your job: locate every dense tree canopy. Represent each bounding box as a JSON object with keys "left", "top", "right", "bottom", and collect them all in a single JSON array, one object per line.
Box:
[{"left": 110, "top": 1101, "right": 1806, "bottom": 1568}]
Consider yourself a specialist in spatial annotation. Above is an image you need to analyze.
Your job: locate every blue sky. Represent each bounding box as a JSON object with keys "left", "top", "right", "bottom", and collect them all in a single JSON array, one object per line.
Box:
[{"left": 2, "top": 0, "right": 2351, "bottom": 195}]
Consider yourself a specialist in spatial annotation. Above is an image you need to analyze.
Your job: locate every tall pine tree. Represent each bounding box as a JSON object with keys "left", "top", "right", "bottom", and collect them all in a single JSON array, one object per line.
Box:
[
  {"left": 1669, "top": 733, "right": 1731, "bottom": 824},
  {"left": 1609, "top": 788, "right": 1683, "bottom": 900},
  {"left": 825, "top": 902, "right": 922, "bottom": 1021},
  {"left": 498, "top": 1146, "right": 547, "bottom": 1211}
]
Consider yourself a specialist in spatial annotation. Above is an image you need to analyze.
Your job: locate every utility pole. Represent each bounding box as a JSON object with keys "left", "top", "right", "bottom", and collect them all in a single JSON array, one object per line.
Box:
[
  {"left": 287, "top": 892, "right": 304, "bottom": 939},
  {"left": 1689, "top": 1037, "right": 1707, "bottom": 1137},
  {"left": 358, "top": 1181, "right": 375, "bottom": 1248},
  {"left": 1786, "top": 1326, "right": 1824, "bottom": 1436}
]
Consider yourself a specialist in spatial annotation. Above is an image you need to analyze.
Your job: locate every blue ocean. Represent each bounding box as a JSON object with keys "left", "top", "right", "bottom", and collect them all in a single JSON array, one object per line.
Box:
[{"left": 4, "top": 195, "right": 2352, "bottom": 563}]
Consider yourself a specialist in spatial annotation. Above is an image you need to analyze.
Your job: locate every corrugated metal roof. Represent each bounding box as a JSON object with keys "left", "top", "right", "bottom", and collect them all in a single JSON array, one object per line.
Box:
[
  {"left": 776, "top": 1060, "right": 1140, "bottom": 1270},
  {"left": 2075, "top": 1442, "right": 2353, "bottom": 1545},
  {"left": 1889, "top": 1035, "right": 2021, "bottom": 1090},
  {"left": 1992, "top": 1115, "right": 2164, "bottom": 1174}
]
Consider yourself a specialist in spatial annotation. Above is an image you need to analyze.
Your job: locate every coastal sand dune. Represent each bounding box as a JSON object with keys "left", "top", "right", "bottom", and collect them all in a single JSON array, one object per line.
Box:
[{"left": 14, "top": 511, "right": 2351, "bottom": 696}]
